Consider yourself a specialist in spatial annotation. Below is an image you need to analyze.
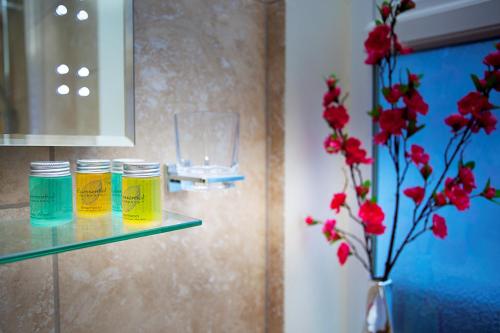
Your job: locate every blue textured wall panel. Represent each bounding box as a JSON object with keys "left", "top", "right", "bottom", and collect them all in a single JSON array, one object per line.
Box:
[{"left": 375, "top": 39, "right": 500, "bottom": 332}]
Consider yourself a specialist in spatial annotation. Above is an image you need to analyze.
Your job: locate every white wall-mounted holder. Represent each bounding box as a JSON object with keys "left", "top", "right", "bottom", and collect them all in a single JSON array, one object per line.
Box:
[{"left": 165, "top": 164, "right": 244, "bottom": 192}]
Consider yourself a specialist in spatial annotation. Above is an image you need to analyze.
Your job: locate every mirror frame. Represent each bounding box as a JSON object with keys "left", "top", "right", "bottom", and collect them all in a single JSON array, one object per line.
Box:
[{"left": 0, "top": 0, "right": 135, "bottom": 147}]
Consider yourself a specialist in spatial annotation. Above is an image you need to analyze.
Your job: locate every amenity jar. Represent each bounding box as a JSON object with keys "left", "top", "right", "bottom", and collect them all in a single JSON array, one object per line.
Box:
[
  {"left": 29, "top": 161, "right": 73, "bottom": 224},
  {"left": 76, "top": 159, "right": 112, "bottom": 217},
  {"left": 122, "top": 162, "right": 162, "bottom": 223},
  {"left": 111, "top": 158, "right": 143, "bottom": 214}
]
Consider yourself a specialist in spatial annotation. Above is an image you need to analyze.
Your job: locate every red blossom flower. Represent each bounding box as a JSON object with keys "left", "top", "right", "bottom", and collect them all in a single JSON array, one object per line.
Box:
[
  {"left": 459, "top": 167, "right": 476, "bottom": 193},
  {"left": 364, "top": 25, "right": 391, "bottom": 65},
  {"left": 384, "top": 84, "right": 403, "bottom": 104},
  {"left": 366, "top": 223, "right": 387, "bottom": 235},
  {"left": 403, "top": 90, "right": 429, "bottom": 115},
  {"left": 379, "top": 108, "right": 407, "bottom": 135},
  {"left": 322, "top": 219, "right": 338, "bottom": 241},
  {"left": 324, "top": 135, "right": 342, "bottom": 154},
  {"left": 358, "top": 201, "right": 386, "bottom": 235},
  {"left": 445, "top": 179, "right": 470, "bottom": 211},
  {"left": 445, "top": 114, "right": 469, "bottom": 132},
  {"left": 374, "top": 130, "right": 390, "bottom": 145},
  {"left": 434, "top": 192, "right": 447, "bottom": 206},
  {"left": 305, "top": 216, "right": 316, "bottom": 225},
  {"left": 476, "top": 110, "right": 497, "bottom": 135},
  {"left": 432, "top": 214, "right": 447, "bottom": 239},
  {"left": 330, "top": 193, "right": 347, "bottom": 213},
  {"left": 483, "top": 50, "right": 500, "bottom": 67},
  {"left": 323, "top": 88, "right": 341, "bottom": 107},
  {"left": 403, "top": 186, "right": 425, "bottom": 205},
  {"left": 408, "top": 144, "right": 429, "bottom": 166},
  {"left": 344, "top": 137, "right": 373, "bottom": 165},
  {"left": 457, "top": 92, "right": 492, "bottom": 116},
  {"left": 323, "top": 105, "right": 349, "bottom": 130},
  {"left": 337, "top": 242, "right": 350, "bottom": 266},
  {"left": 483, "top": 186, "right": 496, "bottom": 199}
]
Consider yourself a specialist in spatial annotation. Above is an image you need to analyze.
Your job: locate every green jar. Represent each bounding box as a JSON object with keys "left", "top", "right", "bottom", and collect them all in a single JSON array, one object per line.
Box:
[
  {"left": 29, "top": 161, "right": 73, "bottom": 225},
  {"left": 111, "top": 159, "right": 143, "bottom": 214}
]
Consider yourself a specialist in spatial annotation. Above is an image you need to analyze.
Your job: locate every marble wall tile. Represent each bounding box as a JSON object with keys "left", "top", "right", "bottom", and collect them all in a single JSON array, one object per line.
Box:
[
  {"left": 0, "top": 148, "right": 49, "bottom": 206},
  {"left": 55, "top": 0, "right": 268, "bottom": 332},
  {"left": 265, "top": 2, "right": 285, "bottom": 332},
  {"left": 0, "top": 208, "right": 55, "bottom": 333}
]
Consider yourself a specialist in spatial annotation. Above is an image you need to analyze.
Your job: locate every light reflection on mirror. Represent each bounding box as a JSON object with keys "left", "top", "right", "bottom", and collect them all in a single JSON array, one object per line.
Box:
[
  {"left": 76, "top": 10, "right": 88, "bottom": 21},
  {"left": 56, "top": 64, "right": 69, "bottom": 75},
  {"left": 55, "top": 4, "right": 67, "bottom": 16},
  {"left": 78, "top": 87, "right": 90, "bottom": 97},
  {"left": 77, "top": 67, "right": 89, "bottom": 77},
  {"left": 57, "top": 85, "right": 69, "bottom": 95}
]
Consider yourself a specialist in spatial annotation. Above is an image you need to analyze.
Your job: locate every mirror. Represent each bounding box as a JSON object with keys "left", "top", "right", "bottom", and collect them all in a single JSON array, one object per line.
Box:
[{"left": 0, "top": 0, "right": 133, "bottom": 146}]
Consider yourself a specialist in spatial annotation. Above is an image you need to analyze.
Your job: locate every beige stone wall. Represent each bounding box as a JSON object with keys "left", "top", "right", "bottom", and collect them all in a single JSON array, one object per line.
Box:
[{"left": 0, "top": 1, "right": 285, "bottom": 332}]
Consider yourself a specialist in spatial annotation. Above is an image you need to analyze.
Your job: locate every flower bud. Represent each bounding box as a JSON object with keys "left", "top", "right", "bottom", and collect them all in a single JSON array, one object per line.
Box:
[
  {"left": 379, "top": 3, "right": 391, "bottom": 21},
  {"left": 326, "top": 76, "right": 337, "bottom": 89},
  {"left": 420, "top": 164, "right": 433, "bottom": 180}
]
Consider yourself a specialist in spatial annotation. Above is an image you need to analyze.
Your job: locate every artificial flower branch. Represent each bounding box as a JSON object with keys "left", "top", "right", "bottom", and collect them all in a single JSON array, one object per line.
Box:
[{"left": 306, "top": 0, "right": 500, "bottom": 280}]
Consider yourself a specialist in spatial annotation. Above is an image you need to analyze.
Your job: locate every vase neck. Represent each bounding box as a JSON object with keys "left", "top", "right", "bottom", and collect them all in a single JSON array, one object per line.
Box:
[{"left": 371, "top": 279, "right": 392, "bottom": 287}]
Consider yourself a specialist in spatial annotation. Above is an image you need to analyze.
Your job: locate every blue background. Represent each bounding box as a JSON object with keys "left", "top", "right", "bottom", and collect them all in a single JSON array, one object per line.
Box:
[{"left": 375, "top": 39, "right": 500, "bottom": 332}]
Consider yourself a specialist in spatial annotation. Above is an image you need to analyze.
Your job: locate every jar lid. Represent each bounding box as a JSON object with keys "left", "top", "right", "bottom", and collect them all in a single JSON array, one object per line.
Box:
[
  {"left": 30, "top": 161, "right": 71, "bottom": 177},
  {"left": 76, "top": 159, "right": 111, "bottom": 173},
  {"left": 123, "top": 162, "right": 161, "bottom": 178},
  {"left": 112, "top": 158, "right": 144, "bottom": 173}
]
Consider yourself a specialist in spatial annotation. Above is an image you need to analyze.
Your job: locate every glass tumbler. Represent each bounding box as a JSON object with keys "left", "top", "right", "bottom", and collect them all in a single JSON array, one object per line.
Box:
[{"left": 174, "top": 111, "right": 240, "bottom": 180}]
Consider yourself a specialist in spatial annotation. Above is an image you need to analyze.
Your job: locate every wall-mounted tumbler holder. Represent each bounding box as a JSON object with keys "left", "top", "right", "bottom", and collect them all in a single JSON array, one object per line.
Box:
[
  {"left": 165, "top": 164, "right": 244, "bottom": 192},
  {"left": 166, "top": 111, "right": 244, "bottom": 193}
]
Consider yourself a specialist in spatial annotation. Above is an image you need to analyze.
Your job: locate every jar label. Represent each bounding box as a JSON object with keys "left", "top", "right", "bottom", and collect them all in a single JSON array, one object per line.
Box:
[
  {"left": 122, "top": 185, "right": 143, "bottom": 212},
  {"left": 79, "top": 180, "right": 105, "bottom": 205}
]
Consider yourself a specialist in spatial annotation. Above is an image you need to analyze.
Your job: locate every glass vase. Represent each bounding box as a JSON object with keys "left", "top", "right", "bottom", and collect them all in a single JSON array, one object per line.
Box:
[{"left": 364, "top": 279, "right": 393, "bottom": 333}]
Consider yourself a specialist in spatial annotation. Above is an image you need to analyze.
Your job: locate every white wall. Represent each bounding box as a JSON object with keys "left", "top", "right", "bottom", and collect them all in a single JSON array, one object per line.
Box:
[{"left": 284, "top": 1, "right": 374, "bottom": 332}]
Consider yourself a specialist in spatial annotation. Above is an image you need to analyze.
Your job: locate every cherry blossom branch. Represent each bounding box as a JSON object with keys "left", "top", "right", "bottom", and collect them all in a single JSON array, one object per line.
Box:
[
  {"left": 444, "top": 132, "right": 460, "bottom": 164},
  {"left": 399, "top": 136, "right": 411, "bottom": 185},
  {"left": 344, "top": 204, "right": 364, "bottom": 226},
  {"left": 338, "top": 232, "right": 371, "bottom": 273},
  {"left": 388, "top": 127, "right": 473, "bottom": 273},
  {"left": 346, "top": 166, "right": 374, "bottom": 273},
  {"left": 406, "top": 226, "right": 432, "bottom": 244},
  {"left": 337, "top": 227, "right": 367, "bottom": 248},
  {"left": 384, "top": 41, "right": 403, "bottom": 278}
]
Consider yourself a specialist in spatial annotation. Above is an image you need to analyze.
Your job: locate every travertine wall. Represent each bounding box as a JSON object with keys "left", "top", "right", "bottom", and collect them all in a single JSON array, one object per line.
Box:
[{"left": 0, "top": 1, "right": 285, "bottom": 332}]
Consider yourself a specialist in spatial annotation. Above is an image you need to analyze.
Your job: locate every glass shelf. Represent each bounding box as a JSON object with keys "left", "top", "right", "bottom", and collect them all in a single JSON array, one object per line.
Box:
[{"left": 0, "top": 207, "right": 202, "bottom": 265}]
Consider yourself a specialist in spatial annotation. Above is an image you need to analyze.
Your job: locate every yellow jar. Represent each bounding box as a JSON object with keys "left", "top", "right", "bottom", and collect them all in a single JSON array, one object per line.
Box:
[
  {"left": 122, "top": 162, "right": 162, "bottom": 224},
  {"left": 76, "top": 159, "right": 112, "bottom": 217}
]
